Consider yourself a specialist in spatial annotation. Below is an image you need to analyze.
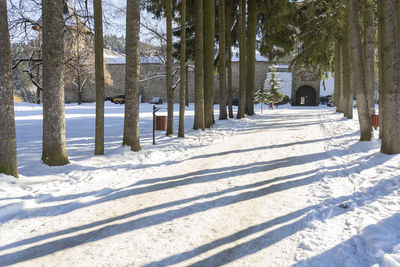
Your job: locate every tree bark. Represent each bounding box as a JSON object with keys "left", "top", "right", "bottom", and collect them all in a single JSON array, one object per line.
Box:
[
  {"left": 363, "top": 0, "right": 376, "bottom": 116},
  {"left": 94, "top": 0, "right": 105, "bottom": 155},
  {"left": 237, "top": 0, "right": 246, "bottom": 119},
  {"left": 378, "top": 0, "right": 384, "bottom": 139},
  {"left": 379, "top": 0, "right": 400, "bottom": 154},
  {"left": 193, "top": 0, "right": 205, "bottom": 130},
  {"left": 334, "top": 39, "right": 343, "bottom": 113},
  {"left": 123, "top": 0, "right": 141, "bottom": 151},
  {"left": 226, "top": 0, "right": 234, "bottom": 118},
  {"left": 166, "top": 0, "right": 174, "bottom": 135},
  {"left": 204, "top": 0, "right": 215, "bottom": 128},
  {"left": 41, "top": 0, "right": 69, "bottom": 166},
  {"left": 178, "top": 0, "right": 186, "bottom": 137},
  {"left": 0, "top": 0, "right": 18, "bottom": 177},
  {"left": 218, "top": 0, "right": 227, "bottom": 120},
  {"left": 349, "top": 0, "right": 372, "bottom": 141},
  {"left": 343, "top": 7, "right": 353, "bottom": 119},
  {"left": 246, "top": 0, "right": 257, "bottom": 116}
]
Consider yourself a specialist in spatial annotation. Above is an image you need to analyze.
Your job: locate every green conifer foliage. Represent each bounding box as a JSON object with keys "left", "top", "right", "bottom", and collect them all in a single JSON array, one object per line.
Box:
[{"left": 255, "top": 65, "right": 284, "bottom": 113}]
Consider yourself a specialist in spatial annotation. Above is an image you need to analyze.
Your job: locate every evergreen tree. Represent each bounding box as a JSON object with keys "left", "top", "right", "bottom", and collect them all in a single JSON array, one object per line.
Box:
[
  {"left": 178, "top": 0, "right": 186, "bottom": 137},
  {"left": 255, "top": 65, "right": 284, "bottom": 113},
  {"left": 104, "top": 34, "right": 126, "bottom": 54},
  {"left": 379, "top": 0, "right": 400, "bottom": 154},
  {"left": 225, "top": 0, "right": 234, "bottom": 119},
  {"left": 193, "top": 0, "right": 205, "bottom": 130},
  {"left": 237, "top": 0, "right": 246, "bottom": 119},
  {"left": 218, "top": 0, "right": 227, "bottom": 120},
  {"left": 348, "top": 0, "right": 372, "bottom": 141},
  {"left": 203, "top": 0, "right": 215, "bottom": 127},
  {"left": 245, "top": 0, "right": 257, "bottom": 116}
]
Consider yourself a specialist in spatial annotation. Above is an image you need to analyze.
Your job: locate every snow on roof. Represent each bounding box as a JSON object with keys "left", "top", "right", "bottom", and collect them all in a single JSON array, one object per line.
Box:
[
  {"left": 231, "top": 53, "right": 269, "bottom": 62},
  {"left": 104, "top": 49, "right": 164, "bottom": 65}
]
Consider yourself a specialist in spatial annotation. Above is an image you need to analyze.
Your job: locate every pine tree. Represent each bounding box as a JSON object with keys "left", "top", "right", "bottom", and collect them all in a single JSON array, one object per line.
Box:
[
  {"left": 246, "top": 0, "right": 257, "bottom": 116},
  {"left": 193, "top": 0, "right": 205, "bottom": 130},
  {"left": 255, "top": 65, "right": 284, "bottom": 114},
  {"left": 218, "top": 0, "right": 227, "bottom": 120},
  {"left": 237, "top": 0, "right": 246, "bottom": 119},
  {"left": 203, "top": 0, "right": 215, "bottom": 127},
  {"left": 178, "top": 0, "right": 186, "bottom": 137}
]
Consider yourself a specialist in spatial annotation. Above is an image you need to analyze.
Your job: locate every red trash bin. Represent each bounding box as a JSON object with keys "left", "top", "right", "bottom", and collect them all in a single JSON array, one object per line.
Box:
[
  {"left": 371, "top": 114, "right": 379, "bottom": 129},
  {"left": 155, "top": 115, "right": 167, "bottom": 130}
]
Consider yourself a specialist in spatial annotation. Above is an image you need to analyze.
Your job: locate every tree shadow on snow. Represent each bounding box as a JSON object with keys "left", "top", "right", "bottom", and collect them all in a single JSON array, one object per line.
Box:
[{"left": 0, "top": 146, "right": 395, "bottom": 265}]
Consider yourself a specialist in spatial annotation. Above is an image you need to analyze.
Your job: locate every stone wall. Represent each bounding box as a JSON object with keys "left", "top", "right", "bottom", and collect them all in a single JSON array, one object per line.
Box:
[
  {"left": 70, "top": 61, "right": 270, "bottom": 104},
  {"left": 291, "top": 69, "right": 321, "bottom": 105}
]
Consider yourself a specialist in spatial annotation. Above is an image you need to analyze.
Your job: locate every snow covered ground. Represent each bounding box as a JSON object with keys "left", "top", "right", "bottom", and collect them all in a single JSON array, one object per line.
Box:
[{"left": 0, "top": 102, "right": 399, "bottom": 266}]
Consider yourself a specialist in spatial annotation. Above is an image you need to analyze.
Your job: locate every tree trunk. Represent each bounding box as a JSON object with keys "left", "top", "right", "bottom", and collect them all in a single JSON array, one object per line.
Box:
[
  {"left": 246, "top": 0, "right": 257, "bottom": 116},
  {"left": 123, "top": 0, "right": 141, "bottom": 151},
  {"left": 193, "top": 0, "right": 205, "bottom": 130},
  {"left": 226, "top": 0, "right": 234, "bottom": 118},
  {"left": 349, "top": 0, "right": 372, "bottom": 141},
  {"left": 204, "top": 0, "right": 215, "bottom": 128},
  {"left": 237, "top": 0, "right": 246, "bottom": 119},
  {"left": 94, "top": 0, "right": 105, "bottom": 155},
  {"left": 0, "top": 0, "right": 18, "bottom": 177},
  {"left": 41, "top": 0, "right": 69, "bottom": 166},
  {"left": 378, "top": 0, "right": 384, "bottom": 139},
  {"left": 166, "top": 0, "right": 174, "bottom": 135},
  {"left": 334, "top": 39, "right": 343, "bottom": 113},
  {"left": 218, "top": 0, "right": 227, "bottom": 120},
  {"left": 363, "top": 0, "right": 376, "bottom": 116},
  {"left": 178, "top": 0, "right": 186, "bottom": 137},
  {"left": 379, "top": 0, "right": 400, "bottom": 154},
  {"left": 343, "top": 9, "right": 353, "bottom": 119}
]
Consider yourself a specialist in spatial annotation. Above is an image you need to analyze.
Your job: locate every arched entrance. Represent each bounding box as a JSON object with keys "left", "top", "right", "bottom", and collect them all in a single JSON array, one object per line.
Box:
[{"left": 295, "top": 86, "right": 317, "bottom": 106}]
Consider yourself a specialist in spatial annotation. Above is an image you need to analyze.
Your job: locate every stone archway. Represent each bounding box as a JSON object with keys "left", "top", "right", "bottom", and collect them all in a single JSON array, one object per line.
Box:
[{"left": 295, "top": 86, "right": 317, "bottom": 106}]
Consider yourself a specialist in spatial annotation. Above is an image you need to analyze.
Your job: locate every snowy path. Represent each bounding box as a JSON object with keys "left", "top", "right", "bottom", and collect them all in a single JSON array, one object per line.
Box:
[{"left": 1, "top": 104, "right": 400, "bottom": 266}]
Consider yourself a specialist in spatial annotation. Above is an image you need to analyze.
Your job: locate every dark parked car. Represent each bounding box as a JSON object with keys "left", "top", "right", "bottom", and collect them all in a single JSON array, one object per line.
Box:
[
  {"left": 112, "top": 94, "right": 125, "bottom": 104},
  {"left": 149, "top": 97, "right": 163, "bottom": 104},
  {"left": 104, "top": 96, "right": 113, "bottom": 101},
  {"left": 320, "top": 95, "right": 334, "bottom": 106},
  {"left": 231, "top": 98, "right": 239, "bottom": 106}
]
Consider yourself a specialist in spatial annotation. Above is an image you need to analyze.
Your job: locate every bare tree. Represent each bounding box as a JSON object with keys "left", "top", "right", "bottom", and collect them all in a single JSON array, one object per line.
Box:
[
  {"left": 94, "top": 0, "right": 104, "bottom": 155},
  {"left": 41, "top": 0, "right": 70, "bottom": 166},
  {"left": 166, "top": 0, "right": 174, "bottom": 136},
  {"left": 123, "top": 0, "right": 141, "bottom": 151},
  {"left": 0, "top": 0, "right": 18, "bottom": 178}
]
